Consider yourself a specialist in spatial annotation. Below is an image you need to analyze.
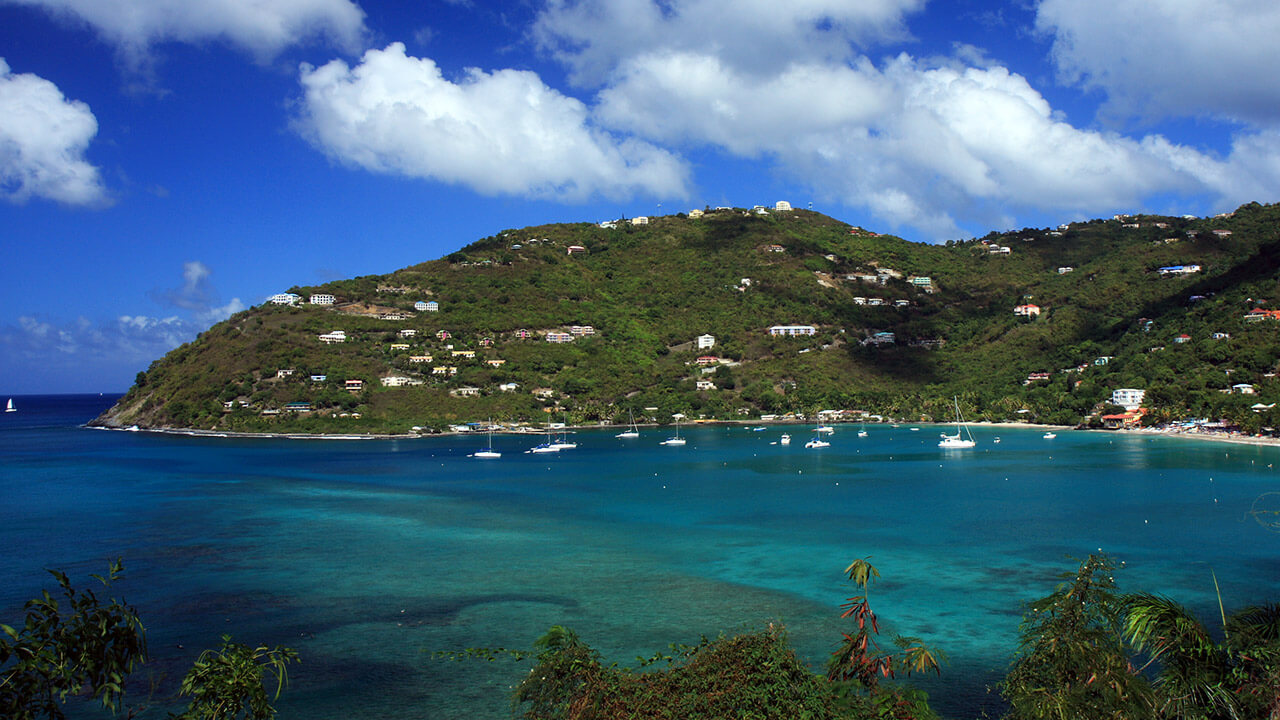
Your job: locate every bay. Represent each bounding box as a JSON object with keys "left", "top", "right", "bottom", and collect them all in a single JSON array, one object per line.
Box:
[{"left": 2, "top": 395, "right": 1278, "bottom": 718}]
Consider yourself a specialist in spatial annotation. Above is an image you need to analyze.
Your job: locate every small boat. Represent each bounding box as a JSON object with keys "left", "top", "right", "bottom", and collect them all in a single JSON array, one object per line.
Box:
[
  {"left": 1043, "top": 432, "right": 1057, "bottom": 440},
  {"left": 526, "top": 429, "right": 561, "bottom": 454},
  {"left": 780, "top": 433, "right": 791, "bottom": 445},
  {"left": 470, "top": 421, "right": 501, "bottom": 458},
  {"left": 993, "top": 437, "right": 1001, "bottom": 444},
  {"left": 4, "top": 398, "right": 14, "bottom": 413},
  {"left": 549, "top": 434, "right": 578, "bottom": 450},
  {"left": 805, "top": 437, "right": 830, "bottom": 448},
  {"left": 816, "top": 425, "right": 835, "bottom": 434},
  {"left": 125, "top": 425, "right": 140, "bottom": 432},
  {"left": 938, "top": 396, "right": 977, "bottom": 449},
  {"left": 750, "top": 426, "right": 767, "bottom": 432},
  {"left": 615, "top": 410, "right": 640, "bottom": 438},
  {"left": 660, "top": 417, "right": 686, "bottom": 446},
  {"left": 857, "top": 430, "right": 868, "bottom": 438}
]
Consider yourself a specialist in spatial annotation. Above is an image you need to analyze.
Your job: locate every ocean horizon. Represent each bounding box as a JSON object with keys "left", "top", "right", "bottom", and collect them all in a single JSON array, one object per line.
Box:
[{"left": 3, "top": 393, "right": 1278, "bottom": 719}]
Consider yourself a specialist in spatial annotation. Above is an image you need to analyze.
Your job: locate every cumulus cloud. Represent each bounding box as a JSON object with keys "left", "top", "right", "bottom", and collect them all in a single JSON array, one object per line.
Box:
[
  {"left": 152, "top": 261, "right": 246, "bottom": 326},
  {"left": 593, "top": 49, "right": 1273, "bottom": 237},
  {"left": 4, "top": 0, "right": 367, "bottom": 65},
  {"left": 0, "top": 59, "right": 108, "bottom": 206},
  {"left": 294, "top": 42, "right": 689, "bottom": 201},
  {"left": 532, "top": 0, "right": 926, "bottom": 86},
  {"left": 1036, "top": 0, "right": 1280, "bottom": 125}
]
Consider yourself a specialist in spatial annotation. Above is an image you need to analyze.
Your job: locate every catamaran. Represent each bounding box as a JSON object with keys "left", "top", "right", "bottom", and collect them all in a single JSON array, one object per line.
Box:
[
  {"left": 938, "top": 397, "right": 977, "bottom": 448},
  {"left": 4, "top": 398, "right": 14, "bottom": 413}
]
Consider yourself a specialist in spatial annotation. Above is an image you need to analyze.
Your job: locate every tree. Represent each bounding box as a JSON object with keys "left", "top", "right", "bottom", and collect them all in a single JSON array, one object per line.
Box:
[
  {"left": 0, "top": 560, "right": 147, "bottom": 720},
  {"left": 174, "top": 635, "right": 299, "bottom": 720},
  {"left": 1125, "top": 591, "right": 1280, "bottom": 720},
  {"left": 1000, "top": 554, "right": 1155, "bottom": 720}
]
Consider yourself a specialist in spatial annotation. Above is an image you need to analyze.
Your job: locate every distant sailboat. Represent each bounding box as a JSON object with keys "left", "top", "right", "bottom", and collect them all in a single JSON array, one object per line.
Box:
[
  {"left": 4, "top": 398, "right": 14, "bottom": 413},
  {"left": 470, "top": 420, "right": 501, "bottom": 458},
  {"left": 780, "top": 433, "right": 791, "bottom": 445},
  {"left": 616, "top": 410, "right": 640, "bottom": 438},
  {"left": 660, "top": 417, "right": 686, "bottom": 446},
  {"left": 805, "top": 419, "right": 830, "bottom": 448},
  {"left": 938, "top": 397, "right": 977, "bottom": 449}
]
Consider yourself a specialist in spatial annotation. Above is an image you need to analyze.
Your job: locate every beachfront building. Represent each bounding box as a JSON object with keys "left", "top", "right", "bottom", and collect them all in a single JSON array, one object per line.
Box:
[
  {"left": 1111, "top": 388, "right": 1146, "bottom": 411},
  {"left": 310, "top": 294, "right": 335, "bottom": 305},
  {"left": 768, "top": 325, "right": 817, "bottom": 336},
  {"left": 697, "top": 334, "right": 715, "bottom": 349}
]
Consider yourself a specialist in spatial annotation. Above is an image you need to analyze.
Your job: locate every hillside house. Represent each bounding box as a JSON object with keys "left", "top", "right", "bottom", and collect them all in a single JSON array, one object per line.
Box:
[
  {"left": 697, "top": 334, "right": 715, "bottom": 349},
  {"left": 862, "top": 332, "right": 896, "bottom": 346},
  {"left": 399, "top": 329, "right": 417, "bottom": 338},
  {"left": 310, "top": 294, "right": 335, "bottom": 305},
  {"left": 1213, "top": 229, "right": 1233, "bottom": 237},
  {"left": 569, "top": 325, "right": 596, "bottom": 336},
  {"left": 1232, "top": 383, "right": 1256, "bottom": 395},
  {"left": 319, "top": 330, "right": 347, "bottom": 344},
  {"left": 345, "top": 379, "right": 364, "bottom": 393},
  {"left": 310, "top": 374, "right": 326, "bottom": 382},
  {"left": 1111, "top": 388, "right": 1146, "bottom": 411},
  {"left": 486, "top": 359, "right": 506, "bottom": 367},
  {"left": 695, "top": 356, "right": 720, "bottom": 366},
  {"left": 631, "top": 216, "right": 649, "bottom": 225},
  {"left": 765, "top": 244, "right": 785, "bottom": 253},
  {"left": 1014, "top": 304, "right": 1041, "bottom": 317},
  {"left": 1175, "top": 334, "right": 1192, "bottom": 343},
  {"left": 390, "top": 343, "right": 409, "bottom": 350},
  {"left": 866, "top": 298, "right": 885, "bottom": 307},
  {"left": 276, "top": 368, "right": 294, "bottom": 378},
  {"left": 269, "top": 293, "right": 301, "bottom": 305},
  {"left": 515, "top": 329, "right": 532, "bottom": 339},
  {"left": 414, "top": 301, "right": 429, "bottom": 311},
  {"left": 740, "top": 278, "right": 752, "bottom": 287},
  {"left": 451, "top": 350, "right": 476, "bottom": 359},
  {"left": 436, "top": 330, "right": 451, "bottom": 340},
  {"left": 1212, "top": 332, "right": 1231, "bottom": 340},
  {"left": 1094, "top": 356, "right": 1113, "bottom": 365},
  {"left": 688, "top": 209, "right": 704, "bottom": 218},
  {"left": 450, "top": 387, "right": 480, "bottom": 397},
  {"left": 775, "top": 200, "right": 792, "bottom": 211},
  {"left": 1025, "top": 372, "right": 1052, "bottom": 384},
  {"left": 498, "top": 382, "right": 520, "bottom": 392},
  {"left": 424, "top": 301, "right": 439, "bottom": 312},
  {"left": 695, "top": 380, "right": 716, "bottom": 390},
  {"left": 908, "top": 276, "right": 933, "bottom": 290},
  {"left": 567, "top": 245, "right": 587, "bottom": 255},
  {"left": 768, "top": 325, "right": 817, "bottom": 336},
  {"left": 283, "top": 402, "right": 312, "bottom": 412},
  {"left": 1158, "top": 265, "right": 1201, "bottom": 276},
  {"left": 409, "top": 355, "right": 433, "bottom": 363},
  {"left": 1244, "top": 309, "right": 1280, "bottom": 322},
  {"left": 1058, "top": 267, "right": 1074, "bottom": 274},
  {"left": 852, "top": 297, "right": 867, "bottom": 305},
  {"left": 988, "top": 245, "right": 1011, "bottom": 254},
  {"left": 546, "top": 332, "right": 574, "bottom": 343}
]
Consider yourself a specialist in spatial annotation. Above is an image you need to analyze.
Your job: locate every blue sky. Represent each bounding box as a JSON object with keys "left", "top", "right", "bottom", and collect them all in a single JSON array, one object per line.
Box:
[{"left": 2, "top": 0, "right": 1278, "bottom": 394}]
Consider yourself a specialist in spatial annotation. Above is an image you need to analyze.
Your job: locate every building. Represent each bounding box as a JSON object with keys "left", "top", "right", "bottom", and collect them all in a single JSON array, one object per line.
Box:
[
  {"left": 775, "top": 200, "right": 792, "bottom": 211},
  {"left": 695, "top": 356, "right": 719, "bottom": 366},
  {"left": 1174, "top": 334, "right": 1192, "bottom": 343},
  {"left": 1232, "top": 383, "right": 1256, "bottom": 395},
  {"left": 696, "top": 334, "right": 715, "bottom": 349},
  {"left": 436, "top": 330, "right": 451, "bottom": 340},
  {"left": 381, "top": 376, "right": 422, "bottom": 387},
  {"left": 310, "top": 374, "right": 326, "bottom": 382},
  {"left": 546, "top": 332, "right": 574, "bottom": 343},
  {"left": 566, "top": 245, "right": 587, "bottom": 255},
  {"left": 1157, "top": 265, "right": 1201, "bottom": 276},
  {"left": 1101, "top": 410, "right": 1144, "bottom": 429},
  {"left": 515, "top": 329, "right": 532, "bottom": 339},
  {"left": 389, "top": 343, "right": 409, "bottom": 350},
  {"left": 409, "top": 355, "right": 433, "bottom": 363},
  {"left": 310, "top": 294, "right": 335, "bottom": 305},
  {"left": 414, "top": 301, "right": 429, "bottom": 311},
  {"left": 450, "top": 387, "right": 480, "bottom": 397},
  {"left": 631, "top": 216, "right": 649, "bottom": 225},
  {"left": 688, "top": 209, "right": 704, "bottom": 218},
  {"left": 695, "top": 380, "right": 716, "bottom": 390},
  {"left": 486, "top": 359, "right": 506, "bottom": 367},
  {"left": 1014, "top": 304, "right": 1041, "bottom": 317},
  {"left": 318, "top": 330, "right": 347, "bottom": 344},
  {"left": 344, "top": 379, "right": 364, "bottom": 393},
  {"left": 276, "top": 368, "right": 294, "bottom": 378},
  {"left": 908, "top": 276, "right": 933, "bottom": 290},
  {"left": 399, "top": 329, "right": 417, "bottom": 337},
  {"left": 768, "top": 325, "right": 817, "bottom": 336},
  {"left": 424, "top": 301, "right": 439, "bottom": 312},
  {"left": 569, "top": 325, "right": 596, "bottom": 336},
  {"left": 1057, "top": 267, "right": 1074, "bottom": 274},
  {"left": 764, "top": 244, "right": 785, "bottom": 253},
  {"left": 1111, "top": 388, "right": 1146, "bottom": 411},
  {"left": 283, "top": 402, "right": 312, "bottom": 412},
  {"left": 862, "top": 332, "right": 896, "bottom": 346},
  {"left": 269, "top": 292, "right": 301, "bottom": 305},
  {"left": 451, "top": 350, "right": 476, "bottom": 359}
]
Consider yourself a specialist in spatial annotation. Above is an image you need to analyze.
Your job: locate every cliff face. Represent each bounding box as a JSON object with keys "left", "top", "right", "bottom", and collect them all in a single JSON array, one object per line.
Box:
[{"left": 94, "top": 203, "right": 1280, "bottom": 434}]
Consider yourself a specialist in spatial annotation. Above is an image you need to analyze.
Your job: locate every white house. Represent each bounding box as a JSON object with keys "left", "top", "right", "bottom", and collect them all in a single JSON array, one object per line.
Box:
[
  {"left": 276, "top": 368, "right": 294, "bottom": 378},
  {"left": 696, "top": 334, "right": 715, "bottom": 349},
  {"left": 1157, "top": 265, "right": 1201, "bottom": 276},
  {"left": 414, "top": 301, "right": 429, "bottom": 311},
  {"left": 318, "top": 330, "right": 347, "bottom": 344},
  {"left": 309, "top": 294, "right": 335, "bottom": 305},
  {"left": 269, "top": 293, "right": 300, "bottom": 305},
  {"left": 775, "top": 200, "right": 792, "bottom": 211},
  {"left": 1232, "top": 383, "right": 1256, "bottom": 395},
  {"left": 424, "top": 301, "right": 439, "bottom": 312},
  {"left": 399, "top": 329, "right": 417, "bottom": 337},
  {"left": 1014, "top": 304, "right": 1041, "bottom": 317},
  {"left": 409, "top": 355, "right": 433, "bottom": 363},
  {"left": 546, "top": 332, "right": 574, "bottom": 343},
  {"left": 1111, "top": 388, "right": 1146, "bottom": 411},
  {"left": 631, "top": 216, "right": 649, "bottom": 225},
  {"left": 768, "top": 325, "right": 817, "bottom": 336},
  {"left": 688, "top": 209, "right": 704, "bottom": 218},
  {"left": 695, "top": 380, "right": 716, "bottom": 390},
  {"left": 381, "top": 376, "right": 422, "bottom": 387},
  {"left": 569, "top": 325, "right": 596, "bottom": 336}
]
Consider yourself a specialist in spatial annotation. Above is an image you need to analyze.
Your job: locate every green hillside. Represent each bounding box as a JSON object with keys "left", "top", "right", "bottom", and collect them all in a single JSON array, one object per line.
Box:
[{"left": 92, "top": 202, "right": 1280, "bottom": 434}]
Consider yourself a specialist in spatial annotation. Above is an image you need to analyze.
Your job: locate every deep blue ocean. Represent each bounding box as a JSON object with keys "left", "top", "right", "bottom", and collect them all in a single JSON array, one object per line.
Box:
[{"left": 2, "top": 394, "right": 1278, "bottom": 719}]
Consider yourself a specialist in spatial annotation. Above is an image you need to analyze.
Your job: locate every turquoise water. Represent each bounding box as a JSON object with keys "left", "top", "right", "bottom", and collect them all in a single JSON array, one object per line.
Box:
[{"left": 2, "top": 396, "right": 1278, "bottom": 718}]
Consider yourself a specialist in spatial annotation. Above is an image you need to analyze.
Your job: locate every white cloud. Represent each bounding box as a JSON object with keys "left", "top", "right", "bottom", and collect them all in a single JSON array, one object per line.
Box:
[
  {"left": 0, "top": 58, "right": 108, "bottom": 206},
  {"left": 152, "top": 261, "right": 245, "bottom": 325},
  {"left": 1036, "top": 0, "right": 1280, "bottom": 125},
  {"left": 592, "top": 50, "right": 1274, "bottom": 237},
  {"left": 294, "top": 42, "right": 689, "bottom": 201},
  {"left": 532, "top": 0, "right": 926, "bottom": 86},
  {"left": 4, "top": 0, "right": 367, "bottom": 64}
]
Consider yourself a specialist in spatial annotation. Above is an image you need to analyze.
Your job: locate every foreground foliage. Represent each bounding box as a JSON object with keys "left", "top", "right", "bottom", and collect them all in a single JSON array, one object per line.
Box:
[{"left": 1, "top": 563, "right": 298, "bottom": 720}]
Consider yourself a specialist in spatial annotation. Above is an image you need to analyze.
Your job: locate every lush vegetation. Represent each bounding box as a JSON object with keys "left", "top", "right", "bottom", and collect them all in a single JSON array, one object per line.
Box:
[
  {"left": 450, "top": 555, "right": 1280, "bottom": 720},
  {"left": 0, "top": 563, "right": 298, "bottom": 720},
  {"left": 93, "top": 203, "right": 1280, "bottom": 434}
]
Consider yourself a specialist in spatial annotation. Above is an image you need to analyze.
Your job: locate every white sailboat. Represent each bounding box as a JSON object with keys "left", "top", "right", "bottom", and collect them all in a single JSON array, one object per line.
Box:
[
  {"left": 470, "top": 420, "right": 501, "bottom": 458},
  {"left": 660, "top": 416, "right": 686, "bottom": 446},
  {"left": 5, "top": 398, "right": 14, "bottom": 413},
  {"left": 780, "top": 433, "right": 791, "bottom": 445},
  {"left": 527, "top": 427, "right": 560, "bottom": 454},
  {"left": 805, "top": 419, "right": 830, "bottom": 448},
  {"left": 938, "top": 397, "right": 977, "bottom": 449},
  {"left": 615, "top": 410, "right": 640, "bottom": 438}
]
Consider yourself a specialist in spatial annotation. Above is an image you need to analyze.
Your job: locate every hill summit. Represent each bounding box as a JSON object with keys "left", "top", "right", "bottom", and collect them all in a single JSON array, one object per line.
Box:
[{"left": 93, "top": 202, "right": 1280, "bottom": 434}]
